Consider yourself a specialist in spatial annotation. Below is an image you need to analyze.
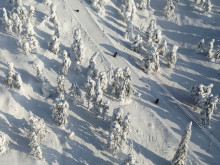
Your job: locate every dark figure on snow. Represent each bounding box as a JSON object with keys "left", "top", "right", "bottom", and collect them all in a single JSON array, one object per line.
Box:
[
  {"left": 155, "top": 98, "right": 159, "bottom": 104},
  {"left": 75, "top": 10, "right": 79, "bottom": 12},
  {"left": 113, "top": 52, "right": 117, "bottom": 57}
]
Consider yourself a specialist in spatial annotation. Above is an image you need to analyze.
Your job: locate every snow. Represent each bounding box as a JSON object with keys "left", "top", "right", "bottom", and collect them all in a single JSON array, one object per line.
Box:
[{"left": 0, "top": 0, "right": 220, "bottom": 164}]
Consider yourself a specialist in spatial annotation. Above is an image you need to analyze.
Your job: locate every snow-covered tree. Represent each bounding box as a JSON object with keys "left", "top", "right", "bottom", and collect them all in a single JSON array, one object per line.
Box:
[
  {"left": 17, "top": 38, "right": 23, "bottom": 51},
  {"left": 190, "top": 83, "right": 214, "bottom": 108},
  {"left": 195, "top": 39, "right": 205, "bottom": 54},
  {"left": 107, "top": 120, "right": 121, "bottom": 155},
  {"left": 2, "top": 8, "right": 11, "bottom": 32},
  {"left": 57, "top": 75, "right": 65, "bottom": 94},
  {"left": 111, "top": 68, "right": 124, "bottom": 98},
  {"left": 153, "top": 29, "right": 162, "bottom": 44},
  {"left": 0, "top": 132, "right": 9, "bottom": 155},
  {"left": 207, "top": 39, "right": 215, "bottom": 58},
  {"left": 4, "top": 62, "right": 22, "bottom": 89},
  {"left": 29, "top": 36, "right": 38, "bottom": 54},
  {"left": 24, "top": 18, "right": 35, "bottom": 37},
  {"left": 204, "top": 0, "right": 212, "bottom": 14},
  {"left": 112, "top": 107, "right": 124, "bottom": 125},
  {"left": 49, "top": 4, "right": 58, "bottom": 24},
  {"left": 48, "top": 35, "right": 60, "bottom": 55},
  {"left": 92, "top": 84, "right": 104, "bottom": 118},
  {"left": 14, "top": 73, "right": 22, "bottom": 89},
  {"left": 157, "top": 40, "right": 168, "bottom": 56},
  {"left": 101, "top": 100, "right": 109, "bottom": 120},
  {"left": 69, "top": 82, "right": 82, "bottom": 101},
  {"left": 54, "top": 22, "right": 60, "bottom": 38},
  {"left": 121, "top": 112, "right": 131, "bottom": 145},
  {"left": 4, "top": 62, "right": 16, "bottom": 88},
  {"left": 131, "top": 34, "right": 143, "bottom": 53},
  {"left": 172, "top": 122, "right": 192, "bottom": 165},
  {"left": 23, "top": 41, "right": 31, "bottom": 55},
  {"left": 75, "top": 61, "right": 82, "bottom": 74},
  {"left": 28, "top": 5, "right": 35, "bottom": 18},
  {"left": 87, "top": 56, "right": 98, "bottom": 78},
  {"left": 164, "top": 0, "right": 175, "bottom": 17},
  {"left": 42, "top": 79, "right": 51, "bottom": 98},
  {"left": 52, "top": 94, "right": 69, "bottom": 126},
  {"left": 61, "top": 50, "right": 72, "bottom": 75},
  {"left": 124, "top": 153, "right": 136, "bottom": 165},
  {"left": 35, "top": 65, "right": 44, "bottom": 83},
  {"left": 212, "top": 45, "right": 220, "bottom": 61},
  {"left": 85, "top": 76, "right": 96, "bottom": 109},
  {"left": 97, "top": 71, "right": 108, "bottom": 92},
  {"left": 43, "top": 0, "right": 52, "bottom": 5},
  {"left": 11, "top": 0, "right": 27, "bottom": 22},
  {"left": 3, "top": 8, "right": 9, "bottom": 24},
  {"left": 141, "top": 43, "right": 160, "bottom": 73},
  {"left": 125, "top": 20, "right": 133, "bottom": 40},
  {"left": 14, "top": 14, "right": 23, "bottom": 35},
  {"left": 166, "top": 45, "right": 178, "bottom": 68},
  {"left": 200, "top": 94, "right": 218, "bottom": 127},
  {"left": 28, "top": 113, "right": 48, "bottom": 159},
  {"left": 146, "top": 20, "right": 157, "bottom": 44},
  {"left": 71, "top": 29, "right": 84, "bottom": 63},
  {"left": 137, "top": 0, "right": 147, "bottom": 10},
  {"left": 92, "top": 0, "right": 104, "bottom": 15}
]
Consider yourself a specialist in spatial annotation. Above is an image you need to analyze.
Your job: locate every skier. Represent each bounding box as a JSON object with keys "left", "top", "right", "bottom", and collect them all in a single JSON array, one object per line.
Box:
[
  {"left": 155, "top": 98, "right": 159, "bottom": 104},
  {"left": 113, "top": 52, "right": 117, "bottom": 57}
]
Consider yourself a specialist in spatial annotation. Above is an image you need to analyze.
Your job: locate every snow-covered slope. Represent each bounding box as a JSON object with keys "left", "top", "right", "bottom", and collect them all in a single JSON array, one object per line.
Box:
[{"left": 0, "top": 0, "right": 220, "bottom": 164}]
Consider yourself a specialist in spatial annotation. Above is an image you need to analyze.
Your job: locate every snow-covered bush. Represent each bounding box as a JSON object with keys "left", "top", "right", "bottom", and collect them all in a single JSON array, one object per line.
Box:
[
  {"left": 35, "top": 65, "right": 44, "bottom": 83},
  {"left": 14, "top": 14, "right": 23, "bottom": 35},
  {"left": 92, "top": 84, "right": 104, "bottom": 118},
  {"left": 52, "top": 94, "right": 69, "bottom": 126},
  {"left": 157, "top": 40, "right": 168, "bottom": 56},
  {"left": 14, "top": 73, "right": 22, "bottom": 89},
  {"left": 54, "top": 22, "right": 60, "bottom": 38},
  {"left": 49, "top": 4, "right": 58, "bottom": 24},
  {"left": 172, "top": 122, "right": 192, "bottom": 165},
  {"left": 112, "top": 107, "right": 124, "bottom": 125},
  {"left": 121, "top": 112, "right": 131, "bottom": 145},
  {"left": 48, "top": 35, "right": 60, "bottom": 55},
  {"left": 87, "top": 56, "right": 98, "bottom": 78},
  {"left": 101, "top": 100, "right": 109, "bottom": 120},
  {"left": 75, "top": 61, "right": 82, "bottom": 74},
  {"left": 204, "top": 0, "right": 212, "bottom": 14},
  {"left": 207, "top": 39, "right": 215, "bottom": 58},
  {"left": 0, "top": 132, "right": 9, "bottom": 155},
  {"left": 166, "top": 45, "right": 178, "bottom": 68},
  {"left": 69, "top": 82, "right": 82, "bottom": 101},
  {"left": 85, "top": 76, "right": 96, "bottom": 109},
  {"left": 92, "top": 0, "right": 104, "bottom": 15},
  {"left": 61, "top": 50, "right": 72, "bottom": 75},
  {"left": 195, "top": 39, "right": 205, "bottom": 54},
  {"left": 141, "top": 43, "right": 160, "bottom": 73},
  {"left": 131, "top": 34, "right": 143, "bottom": 53}
]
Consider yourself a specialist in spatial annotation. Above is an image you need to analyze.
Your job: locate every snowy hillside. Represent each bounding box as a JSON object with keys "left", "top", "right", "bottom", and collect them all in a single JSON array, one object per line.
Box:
[{"left": 0, "top": 0, "right": 220, "bottom": 164}]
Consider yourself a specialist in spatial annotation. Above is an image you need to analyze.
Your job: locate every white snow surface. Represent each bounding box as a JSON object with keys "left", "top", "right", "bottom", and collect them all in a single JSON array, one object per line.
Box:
[{"left": 0, "top": 0, "right": 220, "bottom": 164}]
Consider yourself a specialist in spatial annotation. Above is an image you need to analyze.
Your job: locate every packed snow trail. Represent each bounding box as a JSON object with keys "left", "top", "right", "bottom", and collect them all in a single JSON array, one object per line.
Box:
[{"left": 63, "top": 0, "right": 220, "bottom": 164}]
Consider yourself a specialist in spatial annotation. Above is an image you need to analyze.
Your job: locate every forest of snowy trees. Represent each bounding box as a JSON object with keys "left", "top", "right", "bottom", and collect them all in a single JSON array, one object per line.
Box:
[{"left": 0, "top": 0, "right": 219, "bottom": 164}]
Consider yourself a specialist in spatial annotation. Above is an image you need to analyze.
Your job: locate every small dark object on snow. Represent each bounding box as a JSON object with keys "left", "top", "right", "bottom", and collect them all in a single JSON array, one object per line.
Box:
[
  {"left": 75, "top": 10, "right": 79, "bottom": 12},
  {"left": 113, "top": 52, "right": 117, "bottom": 57},
  {"left": 155, "top": 98, "right": 159, "bottom": 104}
]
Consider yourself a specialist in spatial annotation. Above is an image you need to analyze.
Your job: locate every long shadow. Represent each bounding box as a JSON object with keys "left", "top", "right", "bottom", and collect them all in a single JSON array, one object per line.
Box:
[
  {"left": 0, "top": 112, "right": 29, "bottom": 154},
  {"left": 62, "top": 140, "right": 112, "bottom": 165},
  {"left": 133, "top": 141, "right": 170, "bottom": 165},
  {"left": 10, "top": 92, "right": 53, "bottom": 124}
]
